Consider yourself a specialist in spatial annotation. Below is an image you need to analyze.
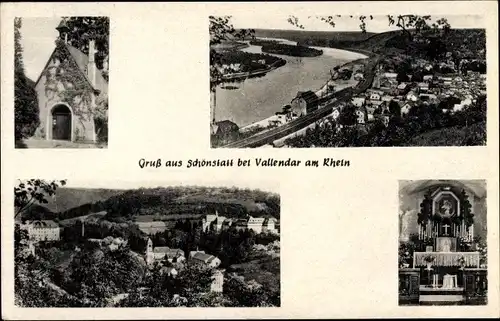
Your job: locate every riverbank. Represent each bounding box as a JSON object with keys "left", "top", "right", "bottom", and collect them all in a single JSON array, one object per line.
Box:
[
  {"left": 215, "top": 37, "right": 370, "bottom": 128},
  {"left": 221, "top": 59, "right": 285, "bottom": 81},
  {"left": 240, "top": 56, "right": 366, "bottom": 133},
  {"left": 212, "top": 41, "right": 249, "bottom": 52}
]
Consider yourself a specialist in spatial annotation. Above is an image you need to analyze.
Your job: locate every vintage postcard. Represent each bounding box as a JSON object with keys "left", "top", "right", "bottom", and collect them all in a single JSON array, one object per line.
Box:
[{"left": 1, "top": 1, "right": 498, "bottom": 320}]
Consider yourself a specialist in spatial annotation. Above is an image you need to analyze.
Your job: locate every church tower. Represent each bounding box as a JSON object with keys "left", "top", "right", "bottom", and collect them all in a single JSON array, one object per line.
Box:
[
  {"left": 56, "top": 18, "right": 70, "bottom": 44},
  {"left": 146, "top": 238, "right": 154, "bottom": 265}
]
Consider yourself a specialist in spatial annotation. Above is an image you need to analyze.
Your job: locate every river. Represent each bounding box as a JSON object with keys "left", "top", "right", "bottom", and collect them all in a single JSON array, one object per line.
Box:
[{"left": 214, "top": 37, "right": 367, "bottom": 127}]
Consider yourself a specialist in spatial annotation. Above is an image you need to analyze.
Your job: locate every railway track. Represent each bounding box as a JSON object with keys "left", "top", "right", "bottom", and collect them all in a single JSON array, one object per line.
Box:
[{"left": 222, "top": 54, "right": 380, "bottom": 148}]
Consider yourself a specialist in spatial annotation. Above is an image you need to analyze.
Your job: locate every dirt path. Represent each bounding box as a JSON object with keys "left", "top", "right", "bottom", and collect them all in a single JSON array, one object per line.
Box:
[{"left": 17, "top": 138, "right": 107, "bottom": 149}]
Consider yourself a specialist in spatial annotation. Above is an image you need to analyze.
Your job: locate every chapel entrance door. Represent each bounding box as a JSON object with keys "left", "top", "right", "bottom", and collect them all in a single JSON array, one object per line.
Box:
[{"left": 52, "top": 105, "right": 71, "bottom": 140}]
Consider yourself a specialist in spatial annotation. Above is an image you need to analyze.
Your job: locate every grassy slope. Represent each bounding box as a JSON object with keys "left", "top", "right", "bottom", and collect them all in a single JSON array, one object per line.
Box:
[
  {"left": 407, "top": 122, "right": 486, "bottom": 146},
  {"left": 229, "top": 251, "right": 280, "bottom": 293}
]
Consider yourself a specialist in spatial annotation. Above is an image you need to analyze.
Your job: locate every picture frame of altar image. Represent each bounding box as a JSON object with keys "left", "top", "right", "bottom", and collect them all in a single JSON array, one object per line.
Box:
[{"left": 398, "top": 179, "right": 487, "bottom": 306}]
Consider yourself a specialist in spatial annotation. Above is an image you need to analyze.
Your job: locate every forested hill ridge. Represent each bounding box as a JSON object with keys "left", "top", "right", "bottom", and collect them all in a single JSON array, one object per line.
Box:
[
  {"left": 251, "top": 28, "right": 486, "bottom": 57},
  {"left": 19, "top": 186, "right": 281, "bottom": 222}
]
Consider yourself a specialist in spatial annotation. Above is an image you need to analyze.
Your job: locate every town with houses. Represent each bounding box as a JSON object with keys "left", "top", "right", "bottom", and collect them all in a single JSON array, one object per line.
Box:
[
  {"left": 342, "top": 55, "right": 486, "bottom": 127},
  {"left": 214, "top": 51, "right": 486, "bottom": 148},
  {"left": 19, "top": 210, "right": 279, "bottom": 302},
  {"left": 15, "top": 178, "right": 282, "bottom": 309},
  {"left": 210, "top": 21, "right": 487, "bottom": 148}
]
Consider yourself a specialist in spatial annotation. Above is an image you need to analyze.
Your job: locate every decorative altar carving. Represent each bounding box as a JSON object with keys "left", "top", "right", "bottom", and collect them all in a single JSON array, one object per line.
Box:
[{"left": 414, "top": 252, "right": 480, "bottom": 267}]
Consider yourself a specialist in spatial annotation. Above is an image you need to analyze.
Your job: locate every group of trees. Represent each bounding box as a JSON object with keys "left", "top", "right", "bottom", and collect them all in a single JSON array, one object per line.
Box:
[
  {"left": 218, "top": 50, "right": 286, "bottom": 73},
  {"left": 14, "top": 18, "right": 39, "bottom": 144},
  {"left": 261, "top": 43, "right": 323, "bottom": 57},
  {"left": 285, "top": 95, "right": 486, "bottom": 148}
]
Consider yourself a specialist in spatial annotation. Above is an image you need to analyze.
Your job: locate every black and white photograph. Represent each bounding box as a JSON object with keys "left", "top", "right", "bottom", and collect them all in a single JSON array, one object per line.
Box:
[
  {"left": 14, "top": 179, "right": 281, "bottom": 307},
  {"left": 398, "top": 180, "right": 487, "bottom": 306},
  {"left": 14, "top": 16, "right": 109, "bottom": 149},
  {"left": 209, "top": 15, "right": 486, "bottom": 148}
]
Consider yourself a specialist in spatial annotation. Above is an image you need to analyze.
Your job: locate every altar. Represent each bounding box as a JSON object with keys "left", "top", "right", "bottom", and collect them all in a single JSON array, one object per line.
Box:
[
  {"left": 399, "top": 182, "right": 487, "bottom": 306},
  {"left": 442, "top": 274, "right": 458, "bottom": 289}
]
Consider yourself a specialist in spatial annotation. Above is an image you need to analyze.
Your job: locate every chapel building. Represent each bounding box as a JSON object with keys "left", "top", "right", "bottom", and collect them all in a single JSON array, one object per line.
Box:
[{"left": 33, "top": 19, "right": 108, "bottom": 143}]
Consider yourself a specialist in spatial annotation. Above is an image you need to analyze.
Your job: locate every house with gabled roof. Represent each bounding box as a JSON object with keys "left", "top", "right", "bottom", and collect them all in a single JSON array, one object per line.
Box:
[
  {"left": 189, "top": 250, "right": 221, "bottom": 268},
  {"left": 291, "top": 90, "right": 319, "bottom": 116},
  {"left": 33, "top": 19, "right": 108, "bottom": 143}
]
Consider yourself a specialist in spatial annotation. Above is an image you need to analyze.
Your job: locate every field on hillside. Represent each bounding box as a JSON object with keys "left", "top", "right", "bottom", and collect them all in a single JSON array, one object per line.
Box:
[
  {"left": 20, "top": 186, "right": 280, "bottom": 221},
  {"left": 43, "top": 188, "right": 123, "bottom": 213}
]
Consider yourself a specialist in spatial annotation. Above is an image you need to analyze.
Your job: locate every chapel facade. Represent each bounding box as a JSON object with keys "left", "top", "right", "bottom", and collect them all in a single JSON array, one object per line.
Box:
[{"left": 33, "top": 19, "right": 108, "bottom": 143}]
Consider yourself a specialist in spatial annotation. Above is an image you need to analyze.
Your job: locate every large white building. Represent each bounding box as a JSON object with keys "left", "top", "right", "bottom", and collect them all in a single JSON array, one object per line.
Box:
[
  {"left": 263, "top": 218, "right": 278, "bottom": 234},
  {"left": 247, "top": 216, "right": 266, "bottom": 234},
  {"left": 202, "top": 211, "right": 228, "bottom": 232},
  {"left": 23, "top": 220, "right": 60, "bottom": 242}
]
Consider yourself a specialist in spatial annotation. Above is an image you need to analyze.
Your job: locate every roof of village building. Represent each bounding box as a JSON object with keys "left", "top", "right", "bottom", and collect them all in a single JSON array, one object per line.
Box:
[
  {"left": 153, "top": 247, "right": 171, "bottom": 253},
  {"left": 294, "top": 90, "right": 319, "bottom": 105},
  {"left": 165, "top": 249, "right": 185, "bottom": 257},
  {"left": 213, "top": 120, "right": 239, "bottom": 134},
  {"left": 263, "top": 217, "right": 277, "bottom": 224},
  {"left": 192, "top": 252, "right": 218, "bottom": 263},
  {"left": 234, "top": 218, "right": 248, "bottom": 226},
  {"left": 160, "top": 266, "right": 177, "bottom": 275},
  {"left": 29, "top": 220, "right": 59, "bottom": 228},
  {"left": 248, "top": 217, "right": 265, "bottom": 224},
  {"left": 35, "top": 42, "right": 108, "bottom": 100}
]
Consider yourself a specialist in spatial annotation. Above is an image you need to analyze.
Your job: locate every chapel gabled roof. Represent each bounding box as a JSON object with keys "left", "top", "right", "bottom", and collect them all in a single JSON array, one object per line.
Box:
[
  {"left": 35, "top": 42, "right": 108, "bottom": 99},
  {"left": 56, "top": 19, "right": 69, "bottom": 32}
]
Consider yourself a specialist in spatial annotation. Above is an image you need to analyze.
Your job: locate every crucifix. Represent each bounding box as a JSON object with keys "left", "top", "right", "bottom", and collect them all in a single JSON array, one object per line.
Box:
[{"left": 443, "top": 224, "right": 451, "bottom": 236}]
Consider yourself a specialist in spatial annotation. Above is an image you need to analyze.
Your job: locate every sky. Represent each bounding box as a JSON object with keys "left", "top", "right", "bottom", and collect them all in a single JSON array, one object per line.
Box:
[
  {"left": 19, "top": 15, "right": 484, "bottom": 82},
  {"left": 20, "top": 17, "right": 61, "bottom": 81},
  {"left": 231, "top": 14, "right": 484, "bottom": 33}
]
